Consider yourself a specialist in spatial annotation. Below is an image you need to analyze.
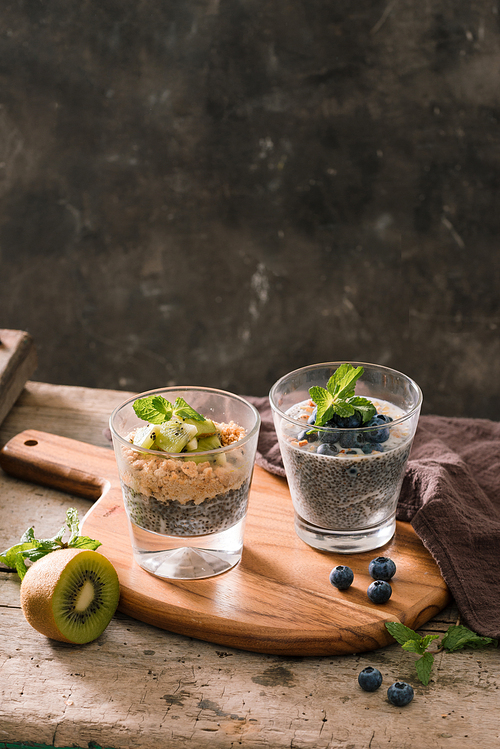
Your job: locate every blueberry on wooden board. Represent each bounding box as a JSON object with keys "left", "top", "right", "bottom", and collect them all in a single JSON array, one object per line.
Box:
[
  {"left": 329, "top": 565, "right": 354, "bottom": 590},
  {"left": 367, "top": 580, "right": 392, "bottom": 604}
]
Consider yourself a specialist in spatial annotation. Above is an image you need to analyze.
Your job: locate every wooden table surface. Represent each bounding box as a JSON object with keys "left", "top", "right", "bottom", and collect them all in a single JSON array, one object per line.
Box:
[{"left": 0, "top": 382, "right": 498, "bottom": 749}]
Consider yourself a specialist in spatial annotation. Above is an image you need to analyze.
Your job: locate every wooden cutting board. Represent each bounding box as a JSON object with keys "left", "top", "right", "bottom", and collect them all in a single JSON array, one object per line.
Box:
[{"left": 0, "top": 429, "right": 450, "bottom": 656}]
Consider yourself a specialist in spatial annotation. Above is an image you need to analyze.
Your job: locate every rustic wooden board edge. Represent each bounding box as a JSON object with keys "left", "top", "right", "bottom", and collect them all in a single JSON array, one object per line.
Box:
[{"left": 0, "top": 329, "right": 37, "bottom": 427}]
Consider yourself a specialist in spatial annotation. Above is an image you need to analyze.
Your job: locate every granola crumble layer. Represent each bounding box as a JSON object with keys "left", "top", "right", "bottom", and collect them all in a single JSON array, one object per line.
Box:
[{"left": 122, "top": 420, "right": 248, "bottom": 506}]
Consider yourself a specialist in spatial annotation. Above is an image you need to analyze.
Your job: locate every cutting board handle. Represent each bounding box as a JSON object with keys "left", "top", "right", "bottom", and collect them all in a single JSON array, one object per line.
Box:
[{"left": 0, "top": 429, "right": 114, "bottom": 501}]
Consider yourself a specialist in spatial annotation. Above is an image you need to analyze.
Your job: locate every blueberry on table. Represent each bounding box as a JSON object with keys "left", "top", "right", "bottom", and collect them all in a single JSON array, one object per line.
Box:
[
  {"left": 368, "top": 556, "right": 397, "bottom": 581},
  {"left": 367, "top": 580, "right": 392, "bottom": 604},
  {"left": 329, "top": 565, "right": 354, "bottom": 590},
  {"left": 358, "top": 667, "right": 383, "bottom": 692},
  {"left": 387, "top": 681, "right": 414, "bottom": 706}
]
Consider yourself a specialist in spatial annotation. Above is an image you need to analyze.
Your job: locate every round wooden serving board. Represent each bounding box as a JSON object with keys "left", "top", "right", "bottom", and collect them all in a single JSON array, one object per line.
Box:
[{"left": 0, "top": 429, "right": 450, "bottom": 656}]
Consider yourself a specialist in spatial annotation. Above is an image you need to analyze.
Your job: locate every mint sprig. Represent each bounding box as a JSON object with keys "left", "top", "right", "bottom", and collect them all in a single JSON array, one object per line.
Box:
[
  {"left": 385, "top": 621, "right": 498, "bottom": 685},
  {"left": 0, "top": 508, "right": 101, "bottom": 580},
  {"left": 133, "top": 395, "right": 205, "bottom": 424},
  {"left": 309, "top": 363, "right": 376, "bottom": 427}
]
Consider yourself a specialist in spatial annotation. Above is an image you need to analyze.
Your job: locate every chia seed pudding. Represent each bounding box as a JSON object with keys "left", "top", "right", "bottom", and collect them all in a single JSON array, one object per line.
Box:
[
  {"left": 280, "top": 398, "right": 412, "bottom": 530},
  {"left": 119, "top": 421, "right": 250, "bottom": 538}
]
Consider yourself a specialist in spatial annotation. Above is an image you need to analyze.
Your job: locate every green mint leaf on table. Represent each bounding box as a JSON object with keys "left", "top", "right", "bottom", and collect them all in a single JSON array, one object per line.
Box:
[
  {"left": 0, "top": 508, "right": 101, "bottom": 580},
  {"left": 309, "top": 364, "right": 376, "bottom": 427},
  {"left": 386, "top": 621, "right": 498, "bottom": 685},
  {"left": 385, "top": 621, "right": 423, "bottom": 646},
  {"left": 70, "top": 536, "right": 102, "bottom": 550},
  {"left": 441, "top": 625, "right": 498, "bottom": 652},
  {"left": 415, "top": 651, "right": 435, "bottom": 686},
  {"left": 402, "top": 634, "right": 440, "bottom": 655},
  {"left": 0, "top": 542, "right": 40, "bottom": 570},
  {"left": 20, "top": 527, "right": 36, "bottom": 543}
]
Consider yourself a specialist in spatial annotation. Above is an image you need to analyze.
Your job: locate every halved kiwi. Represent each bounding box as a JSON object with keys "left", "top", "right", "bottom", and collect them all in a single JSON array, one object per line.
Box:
[{"left": 20, "top": 548, "right": 120, "bottom": 644}]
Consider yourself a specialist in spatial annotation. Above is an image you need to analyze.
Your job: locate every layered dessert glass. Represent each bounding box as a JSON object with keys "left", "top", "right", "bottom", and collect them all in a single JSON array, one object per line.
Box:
[
  {"left": 110, "top": 387, "right": 260, "bottom": 579},
  {"left": 269, "top": 362, "right": 422, "bottom": 553}
]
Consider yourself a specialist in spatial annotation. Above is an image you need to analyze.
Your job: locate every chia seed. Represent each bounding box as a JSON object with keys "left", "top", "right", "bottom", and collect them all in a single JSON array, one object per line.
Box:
[{"left": 122, "top": 478, "right": 251, "bottom": 536}]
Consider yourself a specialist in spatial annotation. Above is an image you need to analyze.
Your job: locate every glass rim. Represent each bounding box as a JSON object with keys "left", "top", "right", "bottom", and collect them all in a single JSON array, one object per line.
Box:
[
  {"left": 268, "top": 360, "right": 423, "bottom": 432},
  {"left": 109, "top": 385, "right": 261, "bottom": 457}
]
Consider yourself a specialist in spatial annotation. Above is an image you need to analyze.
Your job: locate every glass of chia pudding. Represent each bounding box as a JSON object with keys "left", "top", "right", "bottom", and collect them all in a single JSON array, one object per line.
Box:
[
  {"left": 269, "top": 362, "right": 422, "bottom": 553},
  {"left": 110, "top": 387, "right": 260, "bottom": 580}
]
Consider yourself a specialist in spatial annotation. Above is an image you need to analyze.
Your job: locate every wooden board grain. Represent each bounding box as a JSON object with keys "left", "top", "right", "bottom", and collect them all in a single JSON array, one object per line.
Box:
[
  {"left": 0, "top": 429, "right": 450, "bottom": 656},
  {"left": 0, "top": 329, "right": 37, "bottom": 426}
]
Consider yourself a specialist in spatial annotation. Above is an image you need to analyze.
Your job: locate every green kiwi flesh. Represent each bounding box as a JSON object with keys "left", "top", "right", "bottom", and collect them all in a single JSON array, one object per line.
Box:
[
  {"left": 183, "top": 417, "right": 217, "bottom": 438},
  {"left": 155, "top": 420, "right": 197, "bottom": 452},
  {"left": 20, "top": 549, "right": 120, "bottom": 644}
]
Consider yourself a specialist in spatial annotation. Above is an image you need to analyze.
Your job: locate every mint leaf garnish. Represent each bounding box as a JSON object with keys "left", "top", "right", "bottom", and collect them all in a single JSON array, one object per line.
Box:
[
  {"left": 327, "top": 362, "right": 363, "bottom": 400},
  {"left": 172, "top": 397, "right": 205, "bottom": 421},
  {"left": 0, "top": 508, "right": 101, "bottom": 580},
  {"left": 386, "top": 621, "right": 498, "bottom": 685},
  {"left": 309, "top": 364, "right": 376, "bottom": 427},
  {"left": 133, "top": 395, "right": 205, "bottom": 424},
  {"left": 133, "top": 395, "right": 173, "bottom": 424}
]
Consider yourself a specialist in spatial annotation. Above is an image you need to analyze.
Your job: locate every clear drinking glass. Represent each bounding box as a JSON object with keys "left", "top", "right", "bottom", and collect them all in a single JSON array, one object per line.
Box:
[
  {"left": 269, "top": 362, "right": 422, "bottom": 553},
  {"left": 110, "top": 387, "right": 260, "bottom": 580}
]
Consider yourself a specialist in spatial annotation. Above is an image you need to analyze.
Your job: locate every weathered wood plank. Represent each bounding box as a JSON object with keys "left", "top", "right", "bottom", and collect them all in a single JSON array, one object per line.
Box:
[{"left": 0, "top": 588, "right": 497, "bottom": 749}]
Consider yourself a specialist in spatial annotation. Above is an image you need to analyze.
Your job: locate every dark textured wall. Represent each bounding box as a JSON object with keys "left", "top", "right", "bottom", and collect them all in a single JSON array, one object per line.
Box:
[{"left": 1, "top": 1, "right": 499, "bottom": 419}]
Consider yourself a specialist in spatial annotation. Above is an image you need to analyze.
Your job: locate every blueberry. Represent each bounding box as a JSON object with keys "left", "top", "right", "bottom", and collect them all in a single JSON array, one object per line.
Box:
[
  {"left": 362, "top": 442, "right": 382, "bottom": 454},
  {"left": 336, "top": 412, "right": 363, "bottom": 428},
  {"left": 307, "top": 407, "right": 317, "bottom": 425},
  {"left": 366, "top": 425, "right": 390, "bottom": 443},
  {"left": 377, "top": 414, "right": 393, "bottom": 423},
  {"left": 326, "top": 414, "right": 343, "bottom": 427},
  {"left": 387, "top": 681, "right": 414, "bottom": 707},
  {"left": 358, "top": 666, "right": 383, "bottom": 692},
  {"left": 317, "top": 442, "right": 338, "bottom": 456},
  {"left": 367, "top": 580, "right": 392, "bottom": 604},
  {"left": 368, "top": 556, "right": 397, "bottom": 581},
  {"left": 319, "top": 428, "right": 341, "bottom": 444},
  {"left": 329, "top": 565, "right": 354, "bottom": 590},
  {"left": 339, "top": 430, "right": 357, "bottom": 448},
  {"left": 298, "top": 429, "right": 317, "bottom": 443}
]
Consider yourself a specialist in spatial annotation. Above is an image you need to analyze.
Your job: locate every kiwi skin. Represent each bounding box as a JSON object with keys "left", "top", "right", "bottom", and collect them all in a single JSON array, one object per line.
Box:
[{"left": 20, "top": 548, "right": 120, "bottom": 644}]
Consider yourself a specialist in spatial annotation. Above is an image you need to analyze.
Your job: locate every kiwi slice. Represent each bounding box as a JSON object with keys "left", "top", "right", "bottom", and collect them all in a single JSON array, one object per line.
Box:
[
  {"left": 20, "top": 548, "right": 120, "bottom": 644},
  {"left": 155, "top": 420, "right": 198, "bottom": 452},
  {"left": 196, "top": 434, "right": 222, "bottom": 451},
  {"left": 132, "top": 424, "right": 158, "bottom": 449},
  {"left": 183, "top": 417, "right": 217, "bottom": 439},
  {"left": 183, "top": 432, "right": 226, "bottom": 464}
]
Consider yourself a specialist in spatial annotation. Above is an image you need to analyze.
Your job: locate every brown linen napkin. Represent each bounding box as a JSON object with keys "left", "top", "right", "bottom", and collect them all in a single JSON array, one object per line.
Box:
[{"left": 246, "top": 397, "right": 500, "bottom": 639}]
